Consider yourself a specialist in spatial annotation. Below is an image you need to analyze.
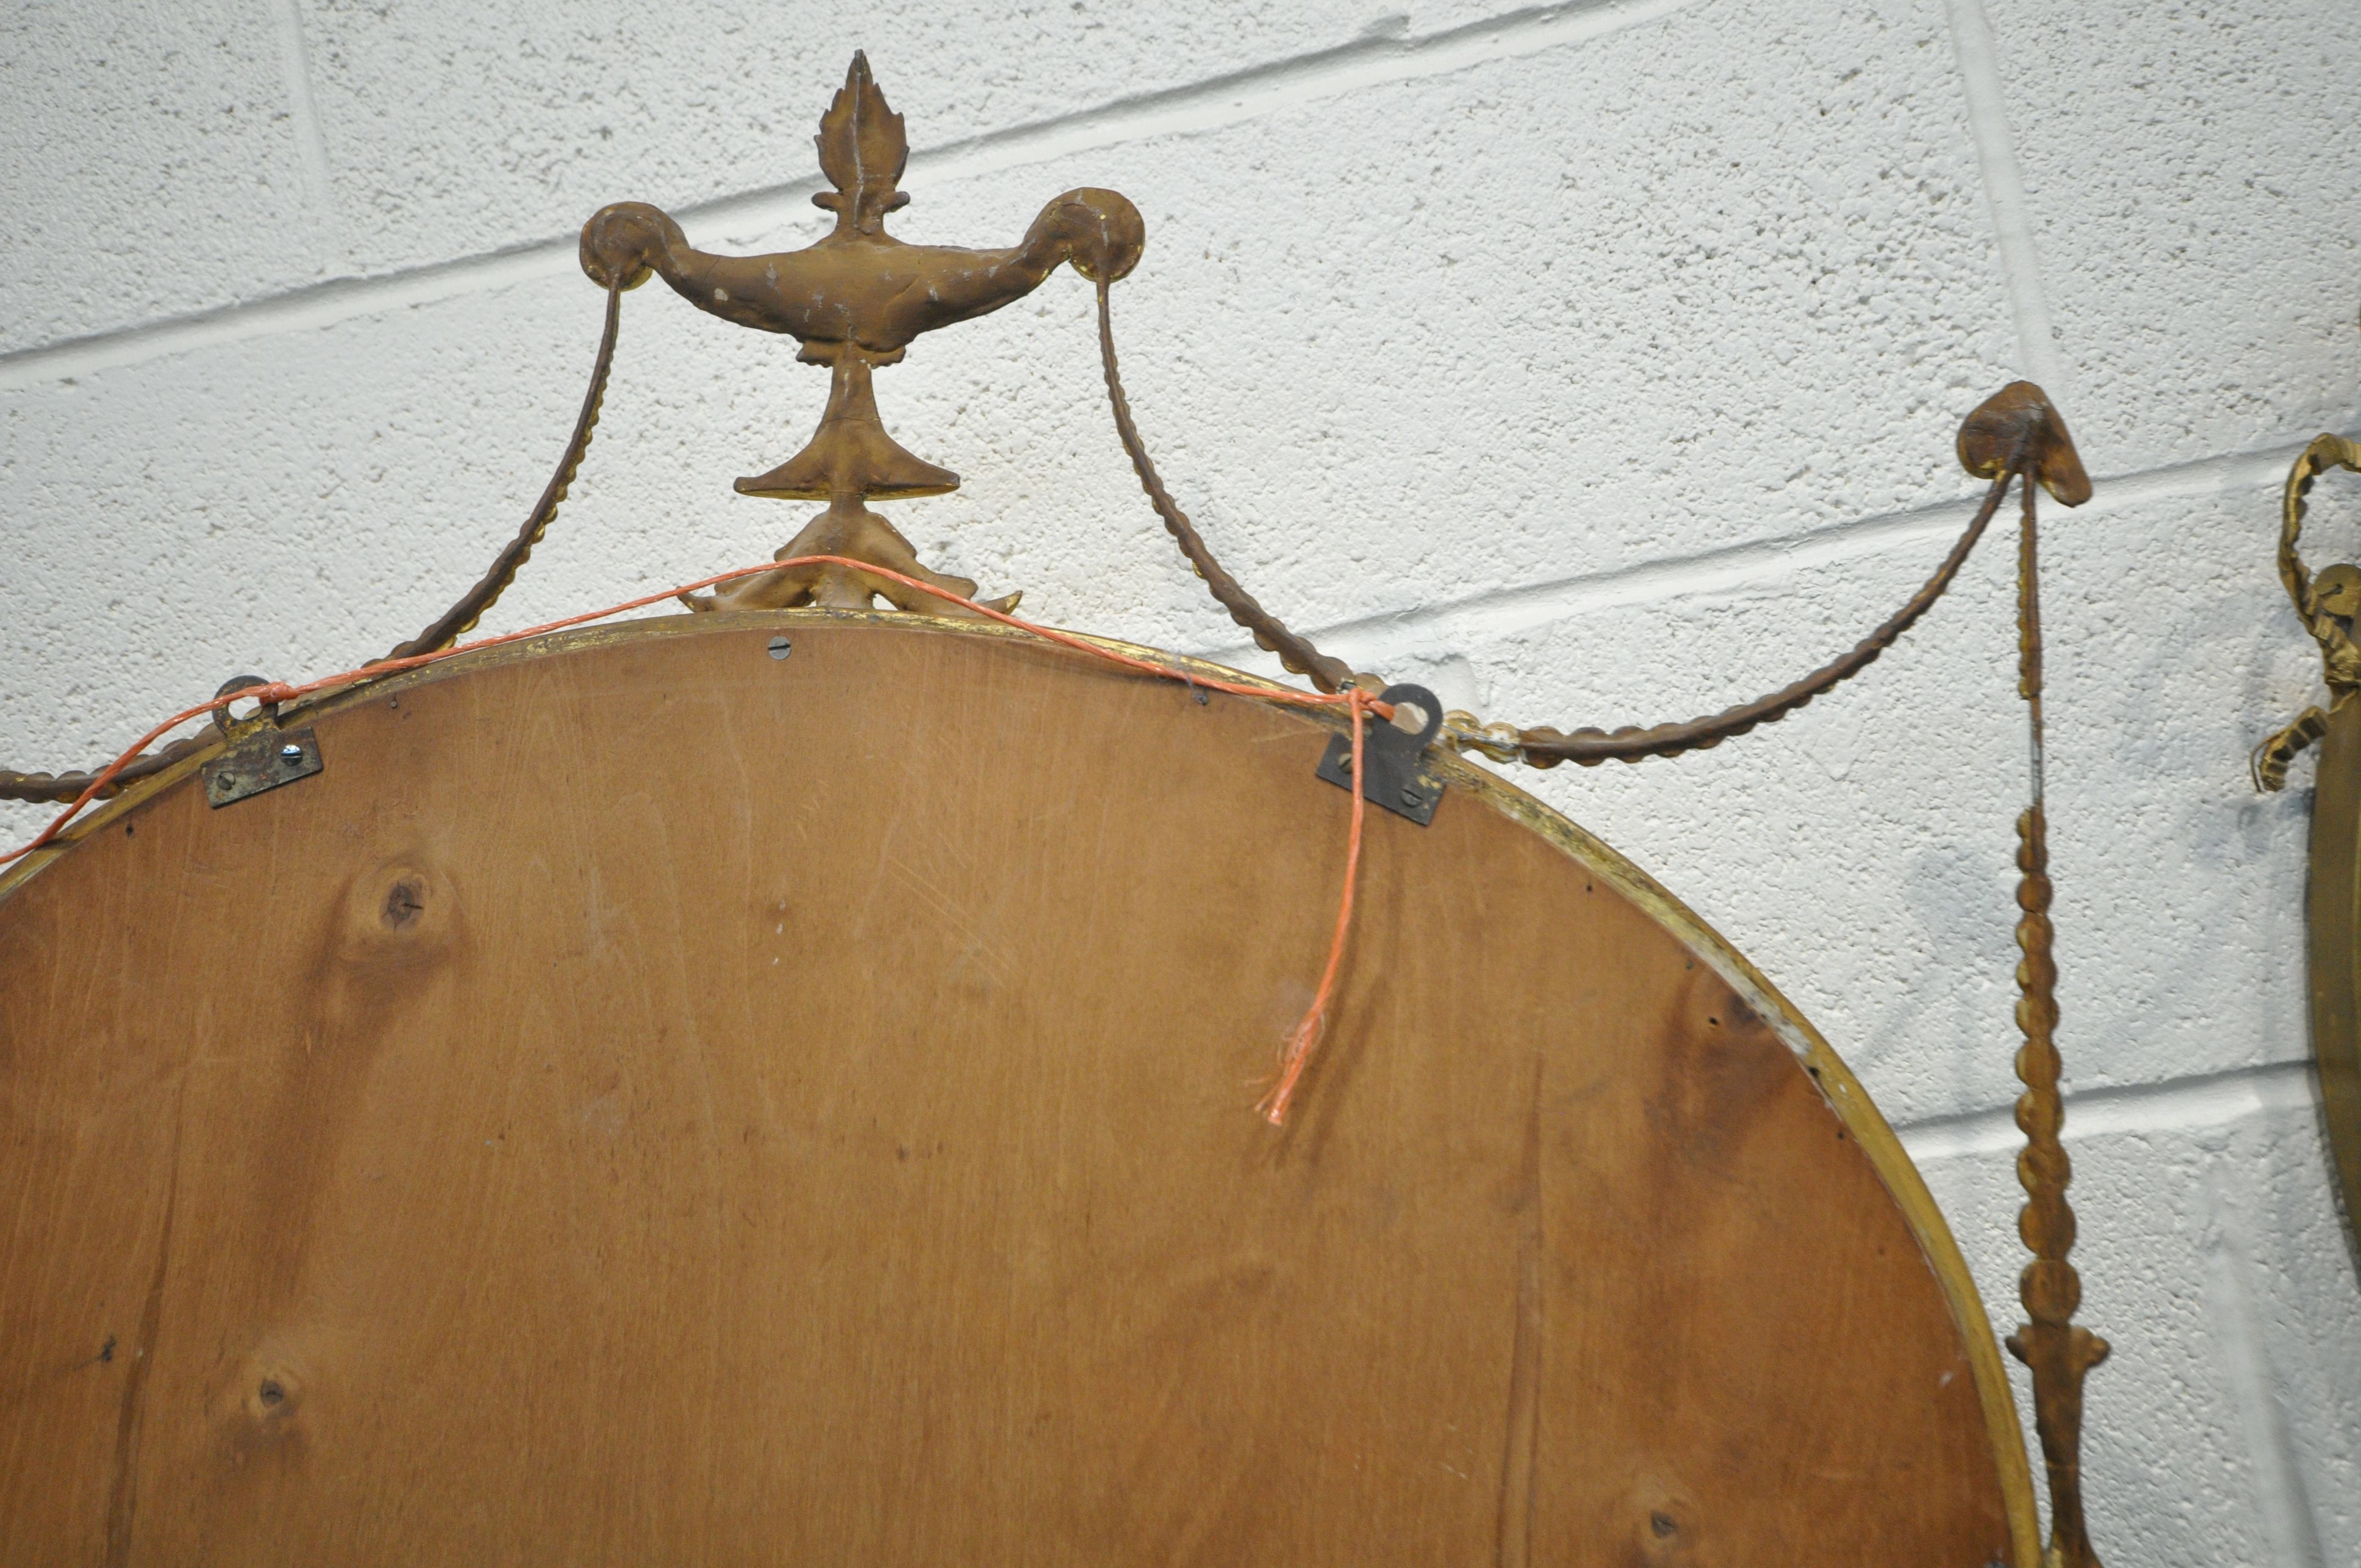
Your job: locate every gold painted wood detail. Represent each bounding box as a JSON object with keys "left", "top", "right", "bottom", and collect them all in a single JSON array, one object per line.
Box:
[
  {"left": 580, "top": 53, "right": 1141, "bottom": 616},
  {"left": 2003, "top": 440, "right": 2106, "bottom": 1568},
  {"left": 2256, "top": 432, "right": 2361, "bottom": 791}
]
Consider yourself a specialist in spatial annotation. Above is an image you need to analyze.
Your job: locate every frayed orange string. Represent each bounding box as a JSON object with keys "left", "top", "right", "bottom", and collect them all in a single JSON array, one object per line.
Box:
[
  {"left": 1258, "top": 686, "right": 1369, "bottom": 1128},
  {"left": 0, "top": 556, "right": 1380, "bottom": 1130}
]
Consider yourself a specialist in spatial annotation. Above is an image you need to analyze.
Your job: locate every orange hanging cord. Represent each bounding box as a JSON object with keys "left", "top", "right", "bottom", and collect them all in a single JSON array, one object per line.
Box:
[
  {"left": 1256, "top": 685, "right": 1369, "bottom": 1126},
  {"left": 0, "top": 557, "right": 1386, "bottom": 1126}
]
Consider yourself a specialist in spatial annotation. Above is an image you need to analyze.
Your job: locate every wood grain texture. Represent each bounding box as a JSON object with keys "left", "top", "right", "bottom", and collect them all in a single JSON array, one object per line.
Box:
[{"left": 0, "top": 617, "right": 2017, "bottom": 1565}]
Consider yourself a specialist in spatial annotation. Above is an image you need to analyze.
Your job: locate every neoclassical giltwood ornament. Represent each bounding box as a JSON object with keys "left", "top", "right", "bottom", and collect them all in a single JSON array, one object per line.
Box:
[{"left": 578, "top": 52, "right": 1144, "bottom": 615}]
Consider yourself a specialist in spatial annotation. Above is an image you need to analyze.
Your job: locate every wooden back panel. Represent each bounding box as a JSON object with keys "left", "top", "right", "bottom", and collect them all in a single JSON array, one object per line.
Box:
[{"left": 0, "top": 615, "right": 2030, "bottom": 1565}]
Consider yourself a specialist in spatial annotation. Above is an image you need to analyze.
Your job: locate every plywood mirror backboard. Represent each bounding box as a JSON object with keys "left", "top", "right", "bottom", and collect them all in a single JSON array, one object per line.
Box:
[{"left": 0, "top": 613, "right": 2036, "bottom": 1566}]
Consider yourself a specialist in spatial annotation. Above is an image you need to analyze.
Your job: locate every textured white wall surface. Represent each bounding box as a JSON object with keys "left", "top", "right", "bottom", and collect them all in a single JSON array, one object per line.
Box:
[{"left": 4, "top": 0, "right": 2358, "bottom": 1559}]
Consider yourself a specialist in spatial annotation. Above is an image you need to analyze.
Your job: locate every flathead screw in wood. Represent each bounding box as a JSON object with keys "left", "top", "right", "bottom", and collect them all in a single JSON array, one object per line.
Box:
[{"left": 767, "top": 637, "right": 792, "bottom": 661}]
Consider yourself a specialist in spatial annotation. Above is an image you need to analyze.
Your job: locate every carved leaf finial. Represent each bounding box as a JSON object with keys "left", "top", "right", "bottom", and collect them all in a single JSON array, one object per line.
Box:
[{"left": 814, "top": 52, "right": 909, "bottom": 231}]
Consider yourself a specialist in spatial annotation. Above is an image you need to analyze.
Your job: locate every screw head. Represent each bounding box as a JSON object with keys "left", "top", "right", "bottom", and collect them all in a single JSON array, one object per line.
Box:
[
  {"left": 279, "top": 743, "right": 303, "bottom": 764},
  {"left": 766, "top": 636, "right": 792, "bottom": 661},
  {"left": 1399, "top": 783, "right": 1422, "bottom": 807}
]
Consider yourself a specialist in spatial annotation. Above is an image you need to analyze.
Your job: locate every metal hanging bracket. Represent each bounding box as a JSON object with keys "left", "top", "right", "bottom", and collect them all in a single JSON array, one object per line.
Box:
[
  {"left": 200, "top": 676, "right": 323, "bottom": 809},
  {"left": 1318, "top": 683, "right": 1446, "bottom": 825}
]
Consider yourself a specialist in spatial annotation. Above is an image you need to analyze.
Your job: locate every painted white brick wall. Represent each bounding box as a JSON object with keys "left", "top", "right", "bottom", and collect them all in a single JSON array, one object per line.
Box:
[{"left": 3, "top": 2, "right": 2355, "bottom": 1560}]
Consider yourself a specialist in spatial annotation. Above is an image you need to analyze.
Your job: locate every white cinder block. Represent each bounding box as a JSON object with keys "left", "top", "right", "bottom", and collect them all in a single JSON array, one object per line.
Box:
[
  {"left": 2037, "top": 484, "right": 2319, "bottom": 1097},
  {"left": 1985, "top": 0, "right": 2361, "bottom": 473},
  {"left": 0, "top": 0, "right": 1590, "bottom": 357},
  {"left": 0, "top": 0, "right": 324, "bottom": 353},
  {"left": 295, "top": 0, "right": 1527, "bottom": 287}
]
